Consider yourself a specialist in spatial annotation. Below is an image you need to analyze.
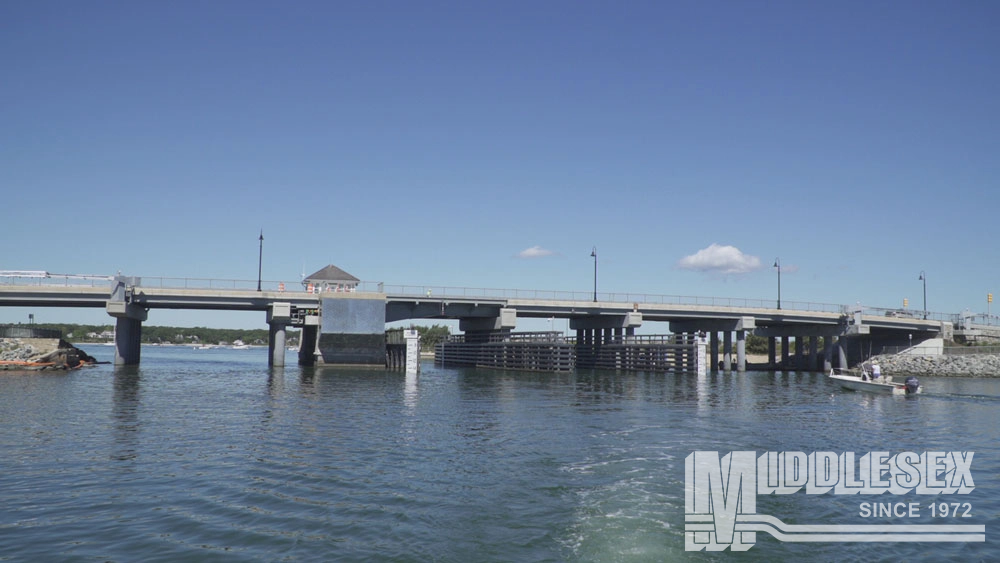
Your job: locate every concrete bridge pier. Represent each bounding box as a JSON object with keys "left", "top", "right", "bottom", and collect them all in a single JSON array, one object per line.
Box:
[
  {"left": 723, "top": 331, "right": 732, "bottom": 371},
  {"left": 736, "top": 330, "right": 746, "bottom": 372},
  {"left": 459, "top": 307, "right": 516, "bottom": 342},
  {"left": 795, "top": 334, "right": 806, "bottom": 368},
  {"left": 107, "top": 303, "right": 146, "bottom": 366},
  {"left": 267, "top": 302, "right": 292, "bottom": 368},
  {"left": 823, "top": 337, "right": 834, "bottom": 372},
  {"left": 710, "top": 331, "right": 720, "bottom": 371},
  {"left": 107, "top": 276, "right": 146, "bottom": 366},
  {"left": 312, "top": 295, "right": 387, "bottom": 367},
  {"left": 298, "top": 319, "right": 319, "bottom": 366},
  {"left": 671, "top": 317, "right": 754, "bottom": 373},
  {"left": 570, "top": 313, "right": 642, "bottom": 369}
]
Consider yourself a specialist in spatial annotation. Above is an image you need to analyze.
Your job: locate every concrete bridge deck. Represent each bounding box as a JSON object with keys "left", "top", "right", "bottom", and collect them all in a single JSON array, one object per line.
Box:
[{"left": 0, "top": 275, "right": 986, "bottom": 370}]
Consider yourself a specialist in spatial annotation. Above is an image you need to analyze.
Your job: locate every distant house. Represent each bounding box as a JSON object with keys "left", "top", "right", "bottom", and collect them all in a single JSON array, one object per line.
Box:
[{"left": 302, "top": 264, "right": 360, "bottom": 293}]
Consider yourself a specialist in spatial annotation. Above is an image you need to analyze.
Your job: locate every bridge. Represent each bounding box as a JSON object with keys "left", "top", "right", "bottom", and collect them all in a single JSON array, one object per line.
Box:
[{"left": 1, "top": 271, "right": 993, "bottom": 371}]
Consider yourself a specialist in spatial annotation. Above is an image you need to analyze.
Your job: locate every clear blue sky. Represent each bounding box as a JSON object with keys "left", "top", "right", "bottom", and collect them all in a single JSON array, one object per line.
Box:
[{"left": 2, "top": 1, "right": 998, "bottom": 329}]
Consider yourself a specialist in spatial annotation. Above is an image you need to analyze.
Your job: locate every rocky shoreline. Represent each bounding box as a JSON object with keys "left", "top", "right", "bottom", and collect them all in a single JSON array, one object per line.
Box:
[
  {"left": 0, "top": 338, "right": 99, "bottom": 371},
  {"left": 869, "top": 353, "right": 1000, "bottom": 378}
]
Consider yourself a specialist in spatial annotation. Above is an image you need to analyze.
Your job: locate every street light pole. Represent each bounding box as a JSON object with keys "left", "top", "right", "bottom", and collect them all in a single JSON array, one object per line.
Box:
[
  {"left": 918, "top": 271, "right": 926, "bottom": 319},
  {"left": 773, "top": 258, "right": 781, "bottom": 310},
  {"left": 257, "top": 230, "right": 264, "bottom": 292},
  {"left": 590, "top": 247, "right": 598, "bottom": 302}
]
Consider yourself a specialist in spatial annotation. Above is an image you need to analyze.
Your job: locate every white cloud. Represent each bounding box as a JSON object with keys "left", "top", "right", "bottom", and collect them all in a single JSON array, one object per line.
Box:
[
  {"left": 516, "top": 245, "right": 556, "bottom": 259},
  {"left": 677, "top": 244, "right": 762, "bottom": 274}
]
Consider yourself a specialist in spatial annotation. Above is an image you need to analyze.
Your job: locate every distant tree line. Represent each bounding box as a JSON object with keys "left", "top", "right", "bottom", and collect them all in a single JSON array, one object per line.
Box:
[
  {"left": 27, "top": 322, "right": 453, "bottom": 348},
  {"left": 411, "top": 324, "right": 451, "bottom": 349},
  {"left": 30, "top": 323, "right": 300, "bottom": 347}
]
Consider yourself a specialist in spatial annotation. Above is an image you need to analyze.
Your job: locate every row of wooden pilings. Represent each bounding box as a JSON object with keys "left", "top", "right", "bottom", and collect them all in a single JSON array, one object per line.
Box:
[{"left": 435, "top": 331, "right": 705, "bottom": 374}]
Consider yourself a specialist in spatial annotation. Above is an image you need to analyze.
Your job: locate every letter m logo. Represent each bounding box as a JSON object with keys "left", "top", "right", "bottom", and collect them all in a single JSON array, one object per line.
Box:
[{"left": 685, "top": 451, "right": 757, "bottom": 551}]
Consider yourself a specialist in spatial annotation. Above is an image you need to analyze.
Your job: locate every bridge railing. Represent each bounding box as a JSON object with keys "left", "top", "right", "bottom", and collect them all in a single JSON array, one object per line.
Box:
[
  {"left": 136, "top": 276, "right": 313, "bottom": 292},
  {"left": 963, "top": 313, "right": 1000, "bottom": 327},
  {"left": 381, "top": 284, "right": 847, "bottom": 313},
  {"left": 0, "top": 272, "right": 113, "bottom": 287},
  {"left": 858, "top": 305, "right": 957, "bottom": 324}
]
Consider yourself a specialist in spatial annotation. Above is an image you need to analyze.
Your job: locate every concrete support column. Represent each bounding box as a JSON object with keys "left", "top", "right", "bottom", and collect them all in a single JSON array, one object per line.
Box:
[
  {"left": 267, "top": 302, "right": 292, "bottom": 368},
  {"left": 795, "top": 334, "right": 805, "bottom": 369},
  {"left": 768, "top": 337, "right": 776, "bottom": 367},
  {"left": 268, "top": 324, "right": 286, "bottom": 367},
  {"left": 809, "top": 335, "right": 819, "bottom": 371},
  {"left": 569, "top": 313, "right": 642, "bottom": 371},
  {"left": 113, "top": 317, "right": 142, "bottom": 366},
  {"left": 838, "top": 338, "right": 848, "bottom": 370},
  {"left": 710, "top": 331, "right": 720, "bottom": 372},
  {"left": 823, "top": 337, "right": 834, "bottom": 372},
  {"left": 107, "top": 297, "right": 147, "bottom": 367},
  {"left": 736, "top": 331, "right": 746, "bottom": 372},
  {"left": 723, "top": 331, "right": 733, "bottom": 372},
  {"left": 298, "top": 320, "right": 319, "bottom": 366},
  {"left": 780, "top": 336, "right": 790, "bottom": 369}
]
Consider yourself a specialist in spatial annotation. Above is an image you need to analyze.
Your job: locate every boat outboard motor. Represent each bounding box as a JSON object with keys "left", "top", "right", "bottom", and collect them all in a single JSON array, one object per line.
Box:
[{"left": 905, "top": 377, "right": 920, "bottom": 394}]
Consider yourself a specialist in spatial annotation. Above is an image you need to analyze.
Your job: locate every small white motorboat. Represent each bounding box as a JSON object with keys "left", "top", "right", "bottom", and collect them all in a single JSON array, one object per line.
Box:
[{"left": 829, "top": 368, "right": 921, "bottom": 395}]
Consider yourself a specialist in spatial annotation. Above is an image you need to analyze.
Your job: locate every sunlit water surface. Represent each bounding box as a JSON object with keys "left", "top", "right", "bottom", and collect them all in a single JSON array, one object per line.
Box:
[{"left": 1, "top": 345, "right": 996, "bottom": 561}]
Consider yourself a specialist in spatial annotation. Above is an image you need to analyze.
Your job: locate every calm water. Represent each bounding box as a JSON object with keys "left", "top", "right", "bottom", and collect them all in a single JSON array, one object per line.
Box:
[{"left": 0, "top": 345, "right": 996, "bottom": 561}]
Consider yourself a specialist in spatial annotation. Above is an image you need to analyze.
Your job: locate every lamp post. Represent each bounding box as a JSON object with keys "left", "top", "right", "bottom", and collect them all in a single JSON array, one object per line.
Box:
[
  {"left": 257, "top": 230, "right": 264, "bottom": 292},
  {"left": 590, "top": 246, "right": 598, "bottom": 302},
  {"left": 773, "top": 258, "right": 781, "bottom": 310},
  {"left": 918, "top": 271, "right": 926, "bottom": 319}
]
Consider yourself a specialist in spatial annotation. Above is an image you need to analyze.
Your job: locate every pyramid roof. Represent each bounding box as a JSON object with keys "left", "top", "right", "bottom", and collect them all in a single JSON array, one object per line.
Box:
[{"left": 304, "top": 264, "right": 359, "bottom": 282}]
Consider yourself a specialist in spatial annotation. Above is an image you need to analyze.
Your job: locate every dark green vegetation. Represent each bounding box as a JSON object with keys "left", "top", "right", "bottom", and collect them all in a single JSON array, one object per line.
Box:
[
  {"left": 409, "top": 324, "right": 451, "bottom": 349},
  {"left": 25, "top": 323, "right": 453, "bottom": 348},
  {"left": 30, "top": 323, "right": 299, "bottom": 347}
]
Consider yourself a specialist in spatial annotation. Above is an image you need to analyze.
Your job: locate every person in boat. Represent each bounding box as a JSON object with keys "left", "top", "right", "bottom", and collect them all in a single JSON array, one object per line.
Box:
[{"left": 871, "top": 362, "right": 882, "bottom": 382}]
